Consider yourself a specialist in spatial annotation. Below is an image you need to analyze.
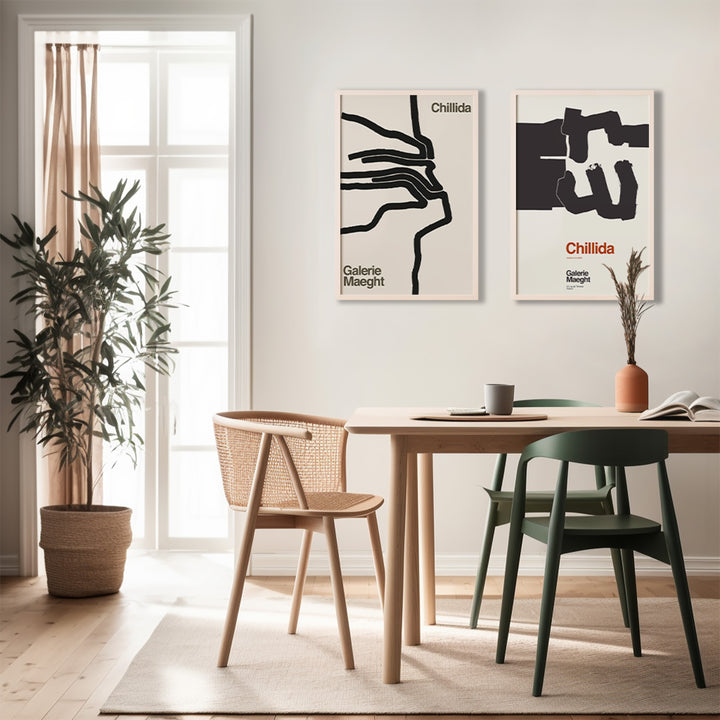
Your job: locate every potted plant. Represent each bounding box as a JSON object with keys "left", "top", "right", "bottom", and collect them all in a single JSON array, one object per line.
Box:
[
  {"left": 604, "top": 247, "right": 652, "bottom": 412},
  {"left": 1, "top": 179, "right": 177, "bottom": 596}
]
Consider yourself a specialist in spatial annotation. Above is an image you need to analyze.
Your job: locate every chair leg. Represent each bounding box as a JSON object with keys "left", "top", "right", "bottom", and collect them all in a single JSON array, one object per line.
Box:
[
  {"left": 601, "top": 494, "right": 630, "bottom": 629},
  {"left": 218, "top": 432, "right": 271, "bottom": 668},
  {"left": 532, "top": 544, "right": 562, "bottom": 697},
  {"left": 217, "top": 512, "right": 258, "bottom": 667},
  {"left": 621, "top": 548, "right": 642, "bottom": 657},
  {"left": 658, "top": 461, "right": 706, "bottom": 688},
  {"left": 666, "top": 540, "right": 706, "bottom": 688},
  {"left": 473, "top": 453, "right": 508, "bottom": 629},
  {"left": 495, "top": 529, "right": 523, "bottom": 664},
  {"left": 324, "top": 516, "right": 355, "bottom": 670},
  {"left": 609, "top": 547, "right": 630, "bottom": 628},
  {"left": 288, "top": 529, "right": 313, "bottom": 635},
  {"left": 470, "top": 501, "right": 499, "bottom": 628},
  {"left": 367, "top": 512, "right": 385, "bottom": 609}
]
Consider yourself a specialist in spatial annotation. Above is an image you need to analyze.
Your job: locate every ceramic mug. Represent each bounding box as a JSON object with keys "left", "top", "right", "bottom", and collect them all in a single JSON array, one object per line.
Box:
[{"left": 484, "top": 383, "right": 514, "bottom": 415}]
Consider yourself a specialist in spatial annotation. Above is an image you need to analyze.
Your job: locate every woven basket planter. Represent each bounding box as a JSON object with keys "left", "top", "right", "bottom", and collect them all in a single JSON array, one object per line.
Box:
[{"left": 39, "top": 505, "right": 132, "bottom": 598}]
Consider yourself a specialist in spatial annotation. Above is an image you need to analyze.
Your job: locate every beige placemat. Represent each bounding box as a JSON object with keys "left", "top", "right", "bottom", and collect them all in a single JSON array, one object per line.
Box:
[{"left": 412, "top": 412, "right": 548, "bottom": 422}]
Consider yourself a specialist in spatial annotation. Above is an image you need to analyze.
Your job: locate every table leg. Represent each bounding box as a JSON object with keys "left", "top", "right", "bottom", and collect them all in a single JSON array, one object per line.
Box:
[
  {"left": 418, "top": 452, "right": 436, "bottom": 625},
  {"left": 383, "top": 435, "right": 408, "bottom": 684},
  {"left": 403, "top": 452, "right": 420, "bottom": 645}
]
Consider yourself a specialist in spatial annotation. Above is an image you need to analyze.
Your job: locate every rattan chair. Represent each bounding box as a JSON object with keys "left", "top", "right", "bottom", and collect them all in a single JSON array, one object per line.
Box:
[{"left": 213, "top": 411, "right": 385, "bottom": 670}]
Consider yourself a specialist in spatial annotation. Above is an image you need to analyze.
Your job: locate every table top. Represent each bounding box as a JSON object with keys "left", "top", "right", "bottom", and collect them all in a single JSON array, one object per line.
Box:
[{"left": 345, "top": 406, "right": 720, "bottom": 453}]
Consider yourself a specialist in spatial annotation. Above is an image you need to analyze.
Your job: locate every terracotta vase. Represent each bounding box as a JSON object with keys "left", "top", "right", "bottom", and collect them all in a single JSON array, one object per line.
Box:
[{"left": 615, "top": 363, "right": 649, "bottom": 413}]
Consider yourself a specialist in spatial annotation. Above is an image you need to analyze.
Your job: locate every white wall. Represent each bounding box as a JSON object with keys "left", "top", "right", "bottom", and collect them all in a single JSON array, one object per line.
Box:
[{"left": 2, "top": 0, "right": 719, "bottom": 576}]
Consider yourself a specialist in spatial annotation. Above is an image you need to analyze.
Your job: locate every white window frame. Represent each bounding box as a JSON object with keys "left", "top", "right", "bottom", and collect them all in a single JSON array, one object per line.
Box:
[{"left": 16, "top": 11, "right": 251, "bottom": 574}]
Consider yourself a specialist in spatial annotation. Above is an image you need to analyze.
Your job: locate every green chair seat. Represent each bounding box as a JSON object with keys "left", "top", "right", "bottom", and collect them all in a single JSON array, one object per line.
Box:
[{"left": 523, "top": 514, "right": 661, "bottom": 540}]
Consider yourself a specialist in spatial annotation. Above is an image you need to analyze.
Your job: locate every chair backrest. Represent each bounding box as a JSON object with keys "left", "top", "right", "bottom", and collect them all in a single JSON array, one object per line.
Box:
[
  {"left": 491, "top": 399, "right": 604, "bottom": 488},
  {"left": 513, "top": 399, "right": 600, "bottom": 408},
  {"left": 213, "top": 411, "right": 348, "bottom": 510},
  {"left": 520, "top": 429, "right": 669, "bottom": 469}
]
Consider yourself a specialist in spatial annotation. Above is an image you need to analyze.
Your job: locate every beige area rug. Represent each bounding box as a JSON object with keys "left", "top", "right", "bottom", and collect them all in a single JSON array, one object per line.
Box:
[{"left": 101, "top": 593, "right": 719, "bottom": 715}]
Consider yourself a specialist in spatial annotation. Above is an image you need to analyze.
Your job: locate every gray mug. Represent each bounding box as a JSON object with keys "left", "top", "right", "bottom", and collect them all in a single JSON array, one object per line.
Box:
[{"left": 484, "top": 384, "right": 515, "bottom": 415}]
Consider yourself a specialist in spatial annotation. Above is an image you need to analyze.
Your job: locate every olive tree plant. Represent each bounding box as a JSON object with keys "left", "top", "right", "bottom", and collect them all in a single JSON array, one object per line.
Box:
[{"left": 1, "top": 179, "right": 177, "bottom": 507}]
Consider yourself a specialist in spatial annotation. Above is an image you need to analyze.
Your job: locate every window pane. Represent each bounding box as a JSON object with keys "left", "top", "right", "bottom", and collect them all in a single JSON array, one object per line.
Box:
[
  {"left": 168, "top": 166, "right": 228, "bottom": 248},
  {"left": 170, "top": 345, "right": 228, "bottom": 446},
  {"left": 101, "top": 333, "right": 147, "bottom": 540},
  {"left": 169, "top": 251, "right": 227, "bottom": 343},
  {"left": 166, "top": 62, "right": 229, "bottom": 145},
  {"left": 103, "top": 445, "right": 146, "bottom": 540},
  {"left": 168, "top": 450, "right": 228, "bottom": 537},
  {"left": 98, "top": 62, "right": 150, "bottom": 145}
]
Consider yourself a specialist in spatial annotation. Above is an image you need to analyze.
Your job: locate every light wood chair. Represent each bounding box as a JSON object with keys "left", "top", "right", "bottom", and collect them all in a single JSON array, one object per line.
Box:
[{"left": 213, "top": 411, "right": 385, "bottom": 670}]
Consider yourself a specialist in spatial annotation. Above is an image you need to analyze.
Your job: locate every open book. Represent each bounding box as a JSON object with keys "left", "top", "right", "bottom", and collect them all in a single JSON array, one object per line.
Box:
[{"left": 638, "top": 390, "right": 720, "bottom": 422}]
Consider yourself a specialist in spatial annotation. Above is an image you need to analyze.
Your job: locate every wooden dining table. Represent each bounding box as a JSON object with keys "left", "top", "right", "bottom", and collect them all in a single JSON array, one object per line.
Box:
[{"left": 344, "top": 406, "right": 720, "bottom": 684}]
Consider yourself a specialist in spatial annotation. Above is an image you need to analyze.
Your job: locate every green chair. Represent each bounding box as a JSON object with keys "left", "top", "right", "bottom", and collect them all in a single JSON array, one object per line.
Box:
[
  {"left": 495, "top": 429, "right": 706, "bottom": 697},
  {"left": 470, "top": 399, "right": 629, "bottom": 630}
]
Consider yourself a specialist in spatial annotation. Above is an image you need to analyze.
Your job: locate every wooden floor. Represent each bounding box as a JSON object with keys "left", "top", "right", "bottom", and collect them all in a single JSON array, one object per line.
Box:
[{"left": 1, "top": 550, "right": 717, "bottom": 720}]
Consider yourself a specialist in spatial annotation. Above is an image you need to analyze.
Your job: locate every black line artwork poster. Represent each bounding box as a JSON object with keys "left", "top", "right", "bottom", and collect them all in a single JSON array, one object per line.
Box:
[
  {"left": 513, "top": 91, "right": 654, "bottom": 300},
  {"left": 337, "top": 90, "right": 478, "bottom": 300}
]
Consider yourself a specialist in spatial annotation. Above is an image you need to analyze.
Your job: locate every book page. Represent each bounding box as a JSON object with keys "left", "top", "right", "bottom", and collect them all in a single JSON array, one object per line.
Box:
[
  {"left": 656, "top": 390, "right": 699, "bottom": 409},
  {"left": 689, "top": 396, "right": 720, "bottom": 411}
]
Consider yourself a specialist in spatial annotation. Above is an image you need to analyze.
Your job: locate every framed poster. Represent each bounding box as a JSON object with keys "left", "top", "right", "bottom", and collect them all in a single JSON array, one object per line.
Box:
[
  {"left": 337, "top": 90, "right": 478, "bottom": 300},
  {"left": 512, "top": 90, "right": 654, "bottom": 300}
]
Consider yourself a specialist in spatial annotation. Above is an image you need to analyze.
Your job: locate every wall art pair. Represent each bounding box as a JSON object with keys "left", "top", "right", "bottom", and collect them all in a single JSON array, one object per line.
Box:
[{"left": 336, "top": 89, "right": 654, "bottom": 302}]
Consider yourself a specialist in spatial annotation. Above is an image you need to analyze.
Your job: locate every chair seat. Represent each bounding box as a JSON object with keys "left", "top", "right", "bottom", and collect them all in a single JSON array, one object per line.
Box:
[
  {"left": 265, "top": 492, "right": 384, "bottom": 518},
  {"left": 524, "top": 513, "right": 661, "bottom": 539},
  {"left": 487, "top": 487, "right": 612, "bottom": 504}
]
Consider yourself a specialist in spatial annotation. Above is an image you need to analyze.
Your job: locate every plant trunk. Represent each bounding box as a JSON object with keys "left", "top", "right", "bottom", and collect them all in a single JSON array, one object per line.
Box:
[{"left": 84, "top": 308, "right": 106, "bottom": 506}]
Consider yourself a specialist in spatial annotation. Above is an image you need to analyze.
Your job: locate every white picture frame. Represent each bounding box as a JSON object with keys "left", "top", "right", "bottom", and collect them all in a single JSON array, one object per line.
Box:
[
  {"left": 512, "top": 90, "right": 654, "bottom": 301},
  {"left": 337, "top": 90, "right": 479, "bottom": 300}
]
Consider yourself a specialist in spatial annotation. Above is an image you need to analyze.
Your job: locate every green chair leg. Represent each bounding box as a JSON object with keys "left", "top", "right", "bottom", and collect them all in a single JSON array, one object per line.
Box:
[
  {"left": 596, "top": 468, "right": 629, "bottom": 629},
  {"left": 495, "top": 530, "right": 523, "bottom": 664},
  {"left": 666, "top": 543, "right": 706, "bottom": 688},
  {"left": 471, "top": 453, "right": 507, "bottom": 628},
  {"left": 658, "top": 462, "right": 706, "bottom": 688},
  {"left": 470, "top": 501, "right": 499, "bottom": 628},
  {"left": 532, "top": 465, "right": 568, "bottom": 697},
  {"left": 610, "top": 547, "right": 630, "bottom": 627},
  {"left": 532, "top": 548, "right": 562, "bottom": 697},
  {"left": 621, "top": 548, "right": 642, "bottom": 657}
]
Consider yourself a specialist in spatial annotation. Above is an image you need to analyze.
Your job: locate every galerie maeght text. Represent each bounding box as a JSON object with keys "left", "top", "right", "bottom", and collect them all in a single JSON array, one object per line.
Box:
[
  {"left": 517, "top": 106, "right": 649, "bottom": 221},
  {"left": 340, "top": 95, "right": 452, "bottom": 295}
]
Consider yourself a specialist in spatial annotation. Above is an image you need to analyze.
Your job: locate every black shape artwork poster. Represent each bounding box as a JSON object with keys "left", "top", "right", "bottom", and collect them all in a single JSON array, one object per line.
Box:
[
  {"left": 513, "top": 91, "right": 654, "bottom": 300},
  {"left": 337, "top": 91, "right": 478, "bottom": 300}
]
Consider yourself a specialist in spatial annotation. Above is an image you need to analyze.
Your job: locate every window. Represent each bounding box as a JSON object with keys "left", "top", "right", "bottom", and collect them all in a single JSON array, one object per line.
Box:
[
  {"left": 18, "top": 13, "right": 250, "bottom": 575},
  {"left": 96, "top": 33, "right": 237, "bottom": 549}
]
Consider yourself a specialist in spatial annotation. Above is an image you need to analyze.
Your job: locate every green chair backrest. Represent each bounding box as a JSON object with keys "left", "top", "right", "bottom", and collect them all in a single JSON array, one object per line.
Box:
[
  {"left": 520, "top": 429, "right": 669, "bottom": 468},
  {"left": 513, "top": 399, "right": 600, "bottom": 408}
]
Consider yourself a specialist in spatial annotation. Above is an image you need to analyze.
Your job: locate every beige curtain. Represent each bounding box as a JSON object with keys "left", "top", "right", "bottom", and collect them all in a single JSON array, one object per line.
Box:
[{"left": 42, "top": 43, "right": 101, "bottom": 506}]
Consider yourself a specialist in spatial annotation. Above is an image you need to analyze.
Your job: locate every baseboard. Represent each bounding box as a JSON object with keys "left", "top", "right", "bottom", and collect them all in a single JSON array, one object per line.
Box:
[
  {"left": 0, "top": 554, "right": 20, "bottom": 576},
  {"left": 5, "top": 549, "right": 717, "bottom": 578},
  {"left": 249, "top": 551, "right": 720, "bottom": 577}
]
